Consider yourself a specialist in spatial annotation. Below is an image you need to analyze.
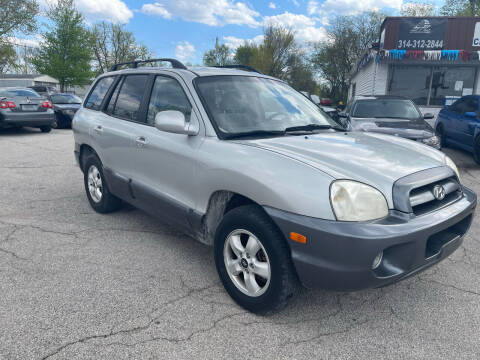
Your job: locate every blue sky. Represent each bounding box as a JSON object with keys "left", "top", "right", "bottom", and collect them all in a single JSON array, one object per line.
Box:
[{"left": 29, "top": 0, "right": 444, "bottom": 64}]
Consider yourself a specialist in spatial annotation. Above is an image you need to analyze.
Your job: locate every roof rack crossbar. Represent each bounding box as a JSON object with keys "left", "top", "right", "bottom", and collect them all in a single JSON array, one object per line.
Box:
[
  {"left": 109, "top": 58, "right": 187, "bottom": 72},
  {"left": 214, "top": 65, "right": 262, "bottom": 74}
]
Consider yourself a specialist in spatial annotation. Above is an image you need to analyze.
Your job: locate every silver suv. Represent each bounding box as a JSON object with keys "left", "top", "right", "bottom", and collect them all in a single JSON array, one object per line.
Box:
[{"left": 73, "top": 59, "right": 477, "bottom": 313}]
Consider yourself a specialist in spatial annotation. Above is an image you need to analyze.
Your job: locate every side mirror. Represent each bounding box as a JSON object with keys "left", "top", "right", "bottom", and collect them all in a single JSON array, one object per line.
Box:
[
  {"left": 154, "top": 110, "right": 198, "bottom": 136},
  {"left": 338, "top": 112, "right": 348, "bottom": 118},
  {"left": 465, "top": 111, "right": 477, "bottom": 119},
  {"left": 423, "top": 113, "right": 435, "bottom": 120}
]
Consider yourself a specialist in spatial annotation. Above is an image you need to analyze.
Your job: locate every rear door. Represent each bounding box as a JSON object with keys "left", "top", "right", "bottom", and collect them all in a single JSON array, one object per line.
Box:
[{"left": 99, "top": 74, "right": 150, "bottom": 185}]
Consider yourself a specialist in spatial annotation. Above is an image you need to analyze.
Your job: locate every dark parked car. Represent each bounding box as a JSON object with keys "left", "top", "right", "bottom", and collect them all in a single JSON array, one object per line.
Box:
[
  {"left": 0, "top": 87, "right": 55, "bottom": 132},
  {"left": 435, "top": 95, "right": 480, "bottom": 164},
  {"left": 49, "top": 93, "right": 82, "bottom": 128},
  {"left": 340, "top": 95, "right": 439, "bottom": 148},
  {"left": 28, "top": 85, "right": 57, "bottom": 97}
]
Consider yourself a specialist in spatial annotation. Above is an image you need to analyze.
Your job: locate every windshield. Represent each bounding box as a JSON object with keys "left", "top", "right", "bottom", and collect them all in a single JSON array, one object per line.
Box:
[
  {"left": 195, "top": 76, "right": 337, "bottom": 138},
  {"left": 0, "top": 89, "right": 41, "bottom": 98},
  {"left": 50, "top": 94, "right": 82, "bottom": 104},
  {"left": 352, "top": 99, "right": 421, "bottom": 120}
]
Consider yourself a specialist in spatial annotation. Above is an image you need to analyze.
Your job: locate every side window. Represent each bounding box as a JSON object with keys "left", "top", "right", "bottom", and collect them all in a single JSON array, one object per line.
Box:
[
  {"left": 147, "top": 76, "right": 192, "bottom": 125},
  {"left": 450, "top": 99, "right": 466, "bottom": 114},
  {"left": 85, "top": 77, "right": 115, "bottom": 110},
  {"left": 106, "top": 77, "right": 123, "bottom": 114},
  {"left": 111, "top": 75, "right": 149, "bottom": 122},
  {"left": 465, "top": 98, "right": 479, "bottom": 115}
]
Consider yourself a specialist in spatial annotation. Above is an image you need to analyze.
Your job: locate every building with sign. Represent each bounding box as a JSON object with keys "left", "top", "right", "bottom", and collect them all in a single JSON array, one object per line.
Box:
[{"left": 349, "top": 16, "right": 480, "bottom": 117}]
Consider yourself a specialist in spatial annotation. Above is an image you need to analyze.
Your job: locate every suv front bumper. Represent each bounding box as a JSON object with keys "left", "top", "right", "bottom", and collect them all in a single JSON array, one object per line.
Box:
[{"left": 265, "top": 186, "right": 477, "bottom": 291}]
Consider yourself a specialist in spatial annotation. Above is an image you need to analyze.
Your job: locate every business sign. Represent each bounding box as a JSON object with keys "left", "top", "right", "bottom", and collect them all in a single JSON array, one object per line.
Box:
[
  {"left": 397, "top": 18, "right": 447, "bottom": 49},
  {"left": 473, "top": 22, "right": 480, "bottom": 46}
]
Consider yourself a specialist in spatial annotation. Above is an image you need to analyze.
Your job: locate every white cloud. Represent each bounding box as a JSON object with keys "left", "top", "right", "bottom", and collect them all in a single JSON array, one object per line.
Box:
[
  {"left": 308, "top": 0, "right": 402, "bottom": 17},
  {"left": 223, "top": 35, "right": 264, "bottom": 49},
  {"left": 269, "top": 2, "right": 276, "bottom": 9},
  {"left": 7, "top": 36, "right": 43, "bottom": 48},
  {"left": 140, "top": 0, "right": 260, "bottom": 27},
  {"left": 263, "top": 12, "right": 328, "bottom": 43},
  {"left": 175, "top": 41, "right": 196, "bottom": 61},
  {"left": 40, "top": 0, "right": 133, "bottom": 23}
]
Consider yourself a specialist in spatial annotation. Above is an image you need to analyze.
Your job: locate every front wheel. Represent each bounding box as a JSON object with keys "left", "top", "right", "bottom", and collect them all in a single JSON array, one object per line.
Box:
[
  {"left": 474, "top": 136, "right": 480, "bottom": 165},
  {"left": 436, "top": 124, "right": 446, "bottom": 149},
  {"left": 214, "top": 205, "right": 298, "bottom": 313},
  {"left": 40, "top": 126, "right": 52, "bottom": 133}
]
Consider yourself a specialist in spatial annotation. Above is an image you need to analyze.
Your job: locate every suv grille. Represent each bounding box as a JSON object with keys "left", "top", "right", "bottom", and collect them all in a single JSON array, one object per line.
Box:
[{"left": 409, "top": 177, "right": 462, "bottom": 216}]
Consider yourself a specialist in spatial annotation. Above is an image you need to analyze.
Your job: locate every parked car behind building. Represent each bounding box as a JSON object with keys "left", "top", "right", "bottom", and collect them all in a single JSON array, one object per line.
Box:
[{"left": 0, "top": 87, "right": 55, "bottom": 132}]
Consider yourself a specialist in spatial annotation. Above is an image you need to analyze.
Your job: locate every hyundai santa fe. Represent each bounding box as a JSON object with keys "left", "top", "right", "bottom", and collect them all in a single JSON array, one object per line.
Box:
[{"left": 72, "top": 59, "right": 477, "bottom": 313}]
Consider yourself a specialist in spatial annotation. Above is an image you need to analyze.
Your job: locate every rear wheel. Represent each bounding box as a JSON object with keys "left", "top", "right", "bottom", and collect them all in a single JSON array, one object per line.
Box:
[
  {"left": 474, "top": 136, "right": 480, "bottom": 164},
  {"left": 214, "top": 205, "right": 298, "bottom": 313},
  {"left": 40, "top": 126, "right": 52, "bottom": 133},
  {"left": 83, "top": 154, "right": 122, "bottom": 213},
  {"left": 436, "top": 124, "right": 446, "bottom": 149}
]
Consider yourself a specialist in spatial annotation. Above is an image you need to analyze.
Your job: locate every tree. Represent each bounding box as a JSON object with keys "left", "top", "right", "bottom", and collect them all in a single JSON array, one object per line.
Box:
[
  {"left": 401, "top": 2, "right": 436, "bottom": 16},
  {"left": 234, "top": 44, "right": 258, "bottom": 67},
  {"left": 440, "top": 0, "right": 480, "bottom": 16},
  {"left": 91, "top": 22, "right": 151, "bottom": 74},
  {"left": 0, "top": 43, "right": 18, "bottom": 73},
  {"left": 250, "top": 25, "right": 296, "bottom": 79},
  {"left": 311, "top": 11, "right": 385, "bottom": 102},
  {"left": 285, "top": 54, "right": 317, "bottom": 94},
  {"left": 32, "top": 0, "right": 92, "bottom": 91},
  {"left": 0, "top": 0, "right": 38, "bottom": 38},
  {"left": 203, "top": 37, "right": 231, "bottom": 66}
]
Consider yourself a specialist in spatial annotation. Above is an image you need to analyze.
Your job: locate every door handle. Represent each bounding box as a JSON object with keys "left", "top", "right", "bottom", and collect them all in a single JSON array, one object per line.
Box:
[
  {"left": 135, "top": 136, "right": 147, "bottom": 148},
  {"left": 93, "top": 125, "right": 103, "bottom": 134}
]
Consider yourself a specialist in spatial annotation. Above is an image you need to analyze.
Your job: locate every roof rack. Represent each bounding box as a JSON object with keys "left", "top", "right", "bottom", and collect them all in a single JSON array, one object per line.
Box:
[
  {"left": 214, "top": 65, "right": 262, "bottom": 74},
  {"left": 109, "top": 58, "right": 187, "bottom": 72}
]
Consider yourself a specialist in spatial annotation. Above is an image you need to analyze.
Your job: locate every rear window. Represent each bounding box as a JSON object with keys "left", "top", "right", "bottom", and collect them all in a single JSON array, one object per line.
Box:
[
  {"left": 0, "top": 89, "right": 40, "bottom": 98},
  {"left": 352, "top": 99, "right": 421, "bottom": 120},
  {"left": 85, "top": 77, "right": 115, "bottom": 110}
]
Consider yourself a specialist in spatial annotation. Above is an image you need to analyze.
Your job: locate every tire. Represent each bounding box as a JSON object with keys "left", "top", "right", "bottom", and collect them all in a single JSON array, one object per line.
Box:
[
  {"left": 214, "top": 205, "right": 298, "bottom": 313},
  {"left": 436, "top": 124, "right": 446, "bottom": 149},
  {"left": 83, "top": 154, "right": 122, "bottom": 213},
  {"left": 474, "top": 136, "right": 480, "bottom": 165},
  {"left": 40, "top": 126, "right": 52, "bottom": 133}
]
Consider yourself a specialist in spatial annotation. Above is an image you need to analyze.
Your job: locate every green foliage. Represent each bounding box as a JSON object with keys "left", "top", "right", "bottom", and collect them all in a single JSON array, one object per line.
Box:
[
  {"left": 32, "top": 0, "right": 92, "bottom": 91},
  {"left": 440, "top": 0, "right": 480, "bottom": 16},
  {"left": 234, "top": 45, "right": 257, "bottom": 67},
  {"left": 91, "top": 21, "right": 152, "bottom": 74},
  {"left": 311, "top": 11, "right": 385, "bottom": 102},
  {"left": 203, "top": 37, "right": 231, "bottom": 66},
  {"left": 0, "top": 0, "right": 38, "bottom": 37},
  {"left": 0, "top": 42, "right": 18, "bottom": 72}
]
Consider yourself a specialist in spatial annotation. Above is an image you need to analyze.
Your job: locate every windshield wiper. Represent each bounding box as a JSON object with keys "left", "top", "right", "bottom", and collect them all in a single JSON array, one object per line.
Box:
[
  {"left": 284, "top": 124, "right": 343, "bottom": 133},
  {"left": 224, "top": 130, "right": 285, "bottom": 139}
]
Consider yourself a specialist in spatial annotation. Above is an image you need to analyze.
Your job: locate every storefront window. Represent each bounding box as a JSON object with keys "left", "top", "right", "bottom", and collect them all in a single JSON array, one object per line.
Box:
[
  {"left": 387, "top": 65, "right": 477, "bottom": 106},
  {"left": 429, "top": 66, "right": 476, "bottom": 106},
  {"left": 387, "top": 65, "right": 430, "bottom": 105}
]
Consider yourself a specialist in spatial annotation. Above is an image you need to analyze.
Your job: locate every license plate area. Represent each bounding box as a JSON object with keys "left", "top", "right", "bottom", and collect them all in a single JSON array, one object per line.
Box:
[{"left": 21, "top": 104, "right": 38, "bottom": 111}]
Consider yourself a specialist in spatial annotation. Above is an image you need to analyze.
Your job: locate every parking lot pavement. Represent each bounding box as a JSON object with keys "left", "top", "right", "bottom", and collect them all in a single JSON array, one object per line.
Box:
[{"left": 0, "top": 127, "right": 479, "bottom": 360}]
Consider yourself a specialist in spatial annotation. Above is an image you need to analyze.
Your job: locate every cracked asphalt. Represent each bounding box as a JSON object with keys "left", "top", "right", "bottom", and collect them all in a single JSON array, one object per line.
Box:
[{"left": 0, "top": 127, "right": 479, "bottom": 360}]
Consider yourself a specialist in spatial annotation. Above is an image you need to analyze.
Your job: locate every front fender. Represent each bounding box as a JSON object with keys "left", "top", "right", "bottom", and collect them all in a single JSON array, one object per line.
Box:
[{"left": 195, "top": 138, "right": 336, "bottom": 220}]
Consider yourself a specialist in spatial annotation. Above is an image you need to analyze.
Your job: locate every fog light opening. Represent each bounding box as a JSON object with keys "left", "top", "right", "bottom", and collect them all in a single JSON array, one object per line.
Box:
[{"left": 372, "top": 251, "right": 383, "bottom": 270}]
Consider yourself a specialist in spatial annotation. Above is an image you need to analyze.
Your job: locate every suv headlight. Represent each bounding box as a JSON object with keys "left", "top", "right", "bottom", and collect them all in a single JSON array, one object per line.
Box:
[
  {"left": 330, "top": 180, "right": 388, "bottom": 221},
  {"left": 445, "top": 156, "right": 460, "bottom": 181}
]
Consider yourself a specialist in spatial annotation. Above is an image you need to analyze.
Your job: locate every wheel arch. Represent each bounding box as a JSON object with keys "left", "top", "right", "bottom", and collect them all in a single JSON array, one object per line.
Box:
[
  {"left": 198, "top": 190, "right": 283, "bottom": 247},
  {"left": 79, "top": 144, "right": 98, "bottom": 172}
]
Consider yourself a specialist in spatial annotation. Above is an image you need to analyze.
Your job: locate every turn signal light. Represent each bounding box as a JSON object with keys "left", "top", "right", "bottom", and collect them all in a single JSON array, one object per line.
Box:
[
  {"left": 0, "top": 101, "right": 15, "bottom": 109},
  {"left": 41, "top": 101, "right": 53, "bottom": 109},
  {"left": 290, "top": 232, "right": 307, "bottom": 244}
]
